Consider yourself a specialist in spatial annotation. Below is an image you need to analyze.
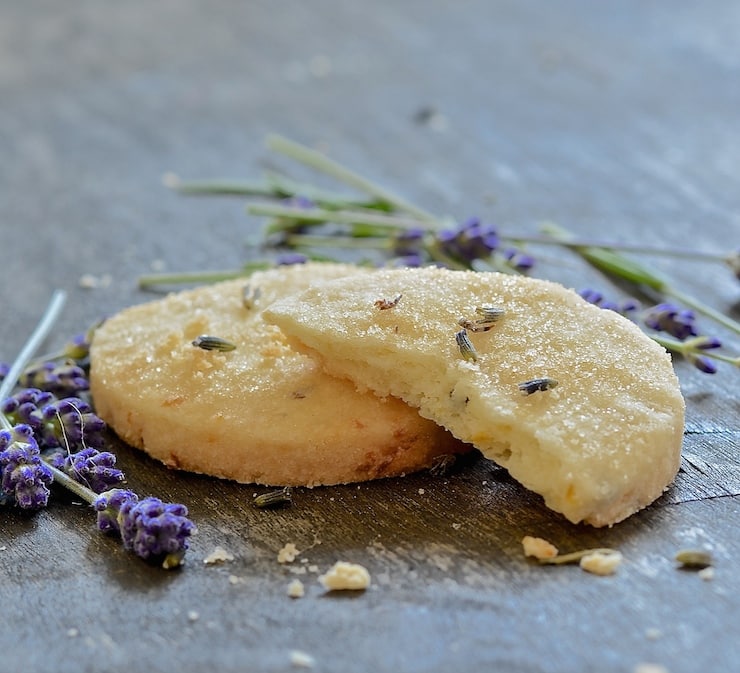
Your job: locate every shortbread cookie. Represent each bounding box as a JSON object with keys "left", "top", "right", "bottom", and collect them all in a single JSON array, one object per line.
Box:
[
  {"left": 263, "top": 267, "right": 685, "bottom": 526},
  {"left": 90, "top": 264, "right": 467, "bottom": 486}
]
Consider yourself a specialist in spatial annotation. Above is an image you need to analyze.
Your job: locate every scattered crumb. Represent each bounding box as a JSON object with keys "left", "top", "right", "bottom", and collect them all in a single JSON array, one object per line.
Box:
[
  {"left": 319, "top": 561, "right": 371, "bottom": 591},
  {"left": 67, "top": 628, "right": 79, "bottom": 638},
  {"left": 521, "top": 535, "right": 558, "bottom": 560},
  {"left": 0, "top": 545, "right": 6, "bottom": 551},
  {"left": 633, "top": 664, "right": 669, "bottom": 673},
  {"left": 580, "top": 550, "right": 623, "bottom": 576},
  {"left": 418, "top": 488, "right": 425, "bottom": 495},
  {"left": 307, "top": 565, "right": 319, "bottom": 573},
  {"left": 78, "top": 273, "right": 112, "bottom": 290},
  {"left": 187, "top": 610, "right": 199, "bottom": 622},
  {"left": 698, "top": 566, "right": 715, "bottom": 581},
  {"left": 287, "top": 579, "right": 305, "bottom": 598},
  {"left": 289, "top": 566, "right": 307, "bottom": 575},
  {"left": 161, "top": 172, "right": 180, "bottom": 188},
  {"left": 150, "top": 258, "right": 166, "bottom": 272},
  {"left": 482, "top": 481, "right": 488, "bottom": 486},
  {"left": 203, "top": 546, "right": 235, "bottom": 565},
  {"left": 278, "top": 542, "right": 300, "bottom": 564},
  {"left": 452, "top": 523, "right": 462, "bottom": 530},
  {"left": 645, "top": 627, "right": 663, "bottom": 641},
  {"left": 228, "top": 575, "right": 244, "bottom": 585},
  {"left": 290, "top": 650, "right": 316, "bottom": 668}
]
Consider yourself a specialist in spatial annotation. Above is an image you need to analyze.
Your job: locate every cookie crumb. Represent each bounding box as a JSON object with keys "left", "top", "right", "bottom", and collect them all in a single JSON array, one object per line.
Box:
[
  {"left": 521, "top": 535, "right": 558, "bottom": 560},
  {"left": 418, "top": 488, "right": 425, "bottom": 495},
  {"left": 287, "top": 579, "right": 305, "bottom": 598},
  {"left": 318, "top": 561, "right": 371, "bottom": 591},
  {"left": 645, "top": 628, "right": 662, "bottom": 641},
  {"left": 633, "top": 664, "right": 669, "bottom": 673},
  {"left": 452, "top": 523, "right": 461, "bottom": 530},
  {"left": 579, "top": 550, "right": 623, "bottom": 575},
  {"left": 187, "top": 610, "right": 199, "bottom": 622},
  {"left": 203, "top": 546, "right": 235, "bottom": 564},
  {"left": 278, "top": 542, "right": 300, "bottom": 564},
  {"left": 290, "top": 650, "right": 316, "bottom": 668},
  {"left": 67, "top": 628, "right": 79, "bottom": 638},
  {"left": 698, "top": 566, "right": 715, "bottom": 581}
]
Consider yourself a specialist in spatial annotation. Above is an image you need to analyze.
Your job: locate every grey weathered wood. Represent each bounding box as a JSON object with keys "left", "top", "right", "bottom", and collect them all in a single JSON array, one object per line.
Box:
[{"left": 1, "top": 1, "right": 739, "bottom": 672}]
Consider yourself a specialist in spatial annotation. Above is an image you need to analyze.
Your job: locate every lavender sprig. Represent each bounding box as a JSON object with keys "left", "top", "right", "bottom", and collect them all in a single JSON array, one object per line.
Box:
[
  {"left": 2, "top": 291, "right": 195, "bottom": 568},
  {"left": 0, "top": 424, "right": 53, "bottom": 509}
]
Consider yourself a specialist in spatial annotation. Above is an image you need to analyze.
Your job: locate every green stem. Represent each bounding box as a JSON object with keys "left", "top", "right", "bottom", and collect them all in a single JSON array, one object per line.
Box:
[
  {"left": 509, "top": 233, "right": 730, "bottom": 262},
  {"left": 249, "top": 203, "right": 434, "bottom": 232},
  {"left": 165, "top": 176, "right": 280, "bottom": 197},
  {"left": 138, "top": 269, "right": 248, "bottom": 288},
  {"left": 651, "top": 334, "right": 740, "bottom": 367},
  {"left": 0, "top": 289, "right": 67, "bottom": 427},
  {"left": 665, "top": 286, "right": 740, "bottom": 337},
  {"left": 266, "top": 134, "right": 438, "bottom": 222},
  {"left": 44, "top": 461, "right": 97, "bottom": 505},
  {"left": 285, "top": 234, "right": 392, "bottom": 250}
]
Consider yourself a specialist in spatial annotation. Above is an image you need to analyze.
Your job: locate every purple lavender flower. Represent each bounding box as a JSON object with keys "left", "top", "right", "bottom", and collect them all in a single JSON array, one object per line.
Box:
[
  {"left": 436, "top": 217, "right": 499, "bottom": 264},
  {"left": 276, "top": 252, "right": 309, "bottom": 265},
  {"left": 94, "top": 489, "right": 196, "bottom": 564},
  {"left": 0, "top": 424, "right": 53, "bottom": 509},
  {"left": 40, "top": 397, "right": 106, "bottom": 451},
  {"left": 62, "top": 332, "right": 92, "bottom": 361},
  {"left": 687, "top": 354, "right": 718, "bottom": 374},
  {"left": 578, "top": 288, "right": 641, "bottom": 317},
  {"left": 1, "top": 388, "right": 55, "bottom": 432},
  {"left": 503, "top": 248, "right": 536, "bottom": 272},
  {"left": 393, "top": 227, "right": 426, "bottom": 257},
  {"left": 20, "top": 361, "right": 89, "bottom": 397},
  {"left": 643, "top": 303, "right": 698, "bottom": 340},
  {"left": 94, "top": 488, "right": 138, "bottom": 533},
  {"left": 46, "top": 447, "right": 124, "bottom": 493},
  {"left": 0, "top": 362, "right": 9, "bottom": 381}
]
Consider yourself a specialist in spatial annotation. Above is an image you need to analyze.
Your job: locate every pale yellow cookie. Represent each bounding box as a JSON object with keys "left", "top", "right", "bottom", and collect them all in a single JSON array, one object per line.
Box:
[
  {"left": 90, "top": 264, "right": 467, "bottom": 486},
  {"left": 263, "top": 267, "right": 685, "bottom": 526}
]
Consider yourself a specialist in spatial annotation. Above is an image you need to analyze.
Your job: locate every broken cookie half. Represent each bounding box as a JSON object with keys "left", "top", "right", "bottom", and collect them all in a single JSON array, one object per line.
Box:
[{"left": 263, "top": 267, "right": 685, "bottom": 526}]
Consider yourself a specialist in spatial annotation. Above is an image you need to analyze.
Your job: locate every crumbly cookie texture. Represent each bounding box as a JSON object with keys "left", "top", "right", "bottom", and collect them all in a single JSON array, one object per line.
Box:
[
  {"left": 263, "top": 266, "right": 685, "bottom": 526},
  {"left": 90, "top": 264, "right": 468, "bottom": 487}
]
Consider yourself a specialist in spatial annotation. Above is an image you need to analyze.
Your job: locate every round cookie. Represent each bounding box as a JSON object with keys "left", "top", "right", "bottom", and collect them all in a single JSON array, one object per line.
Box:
[
  {"left": 263, "top": 267, "right": 685, "bottom": 526},
  {"left": 90, "top": 264, "right": 468, "bottom": 486}
]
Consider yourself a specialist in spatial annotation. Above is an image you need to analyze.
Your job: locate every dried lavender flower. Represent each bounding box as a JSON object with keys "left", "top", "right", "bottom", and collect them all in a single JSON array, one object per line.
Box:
[
  {"left": 643, "top": 303, "right": 699, "bottom": 340},
  {"left": 192, "top": 335, "right": 237, "bottom": 352},
  {"left": 276, "top": 252, "right": 309, "bottom": 265},
  {"left": 455, "top": 329, "right": 478, "bottom": 362},
  {"left": 19, "top": 361, "right": 89, "bottom": 397},
  {"left": 94, "top": 489, "right": 196, "bottom": 567},
  {"left": 518, "top": 378, "right": 559, "bottom": 395},
  {"left": 1, "top": 388, "right": 55, "bottom": 432},
  {"left": 40, "top": 397, "right": 106, "bottom": 451},
  {"left": 436, "top": 217, "right": 499, "bottom": 264},
  {"left": 46, "top": 447, "right": 125, "bottom": 493},
  {"left": 503, "top": 248, "right": 535, "bottom": 272},
  {"left": 0, "top": 424, "right": 53, "bottom": 509}
]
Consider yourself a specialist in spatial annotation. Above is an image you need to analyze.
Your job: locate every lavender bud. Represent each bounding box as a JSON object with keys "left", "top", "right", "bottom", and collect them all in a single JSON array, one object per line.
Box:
[
  {"left": 643, "top": 303, "right": 698, "bottom": 340},
  {"left": 0, "top": 362, "right": 9, "bottom": 381},
  {"left": 1, "top": 388, "right": 54, "bottom": 432},
  {"left": 276, "top": 252, "right": 308, "bottom": 266},
  {"left": 119, "top": 496, "right": 196, "bottom": 563},
  {"left": 20, "top": 361, "right": 89, "bottom": 397},
  {"left": 579, "top": 288, "right": 604, "bottom": 305},
  {"left": 47, "top": 447, "right": 125, "bottom": 493},
  {"left": 40, "top": 397, "right": 106, "bottom": 451},
  {"left": 687, "top": 354, "right": 718, "bottom": 374},
  {"left": 687, "top": 336, "right": 723, "bottom": 351},
  {"left": 503, "top": 248, "right": 536, "bottom": 272},
  {"left": 393, "top": 227, "right": 425, "bottom": 257},
  {"left": 0, "top": 425, "right": 53, "bottom": 509},
  {"left": 436, "top": 217, "right": 499, "bottom": 264},
  {"left": 94, "top": 488, "right": 138, "bottom": 533}
]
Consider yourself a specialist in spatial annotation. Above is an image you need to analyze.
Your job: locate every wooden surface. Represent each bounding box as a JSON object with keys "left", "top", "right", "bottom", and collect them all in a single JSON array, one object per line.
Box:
[{"left": 1, "top": 1, "right": 739, "bottom": 672}]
